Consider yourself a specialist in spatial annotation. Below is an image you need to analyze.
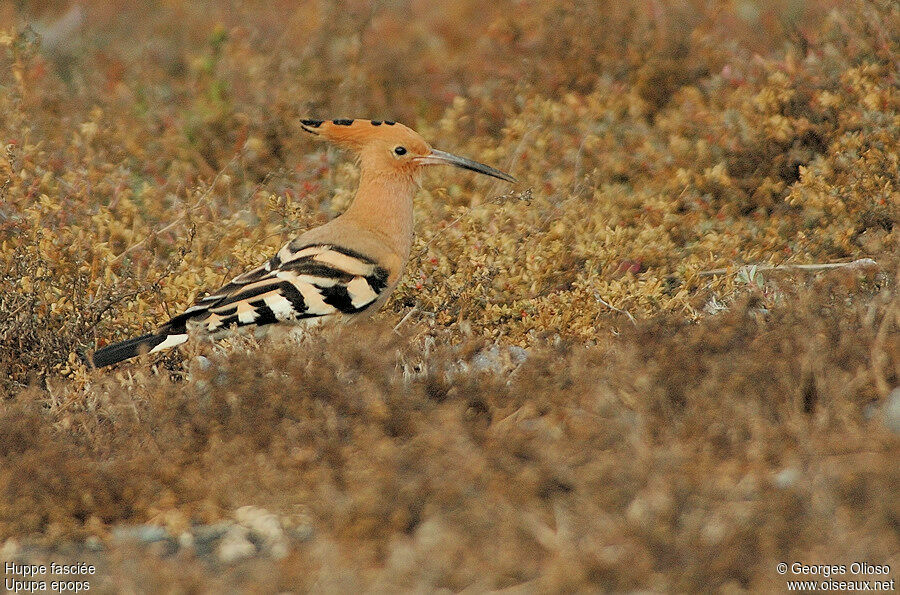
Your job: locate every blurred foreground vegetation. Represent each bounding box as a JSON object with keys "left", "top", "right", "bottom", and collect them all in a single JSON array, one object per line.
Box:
[{"left": 0, "top": 0, "right": 896, "bottom": 591}]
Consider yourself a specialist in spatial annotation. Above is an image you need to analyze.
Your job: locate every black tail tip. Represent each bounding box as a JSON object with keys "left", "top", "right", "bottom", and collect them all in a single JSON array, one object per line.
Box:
[{"left": 91, "top": 332, "right": 168, "bottom": 368}]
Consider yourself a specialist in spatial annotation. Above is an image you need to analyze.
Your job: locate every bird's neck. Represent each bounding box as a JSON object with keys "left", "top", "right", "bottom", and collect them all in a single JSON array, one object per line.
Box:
[{"left": 340, "top": 169, "right": 417, "bottom": 259}]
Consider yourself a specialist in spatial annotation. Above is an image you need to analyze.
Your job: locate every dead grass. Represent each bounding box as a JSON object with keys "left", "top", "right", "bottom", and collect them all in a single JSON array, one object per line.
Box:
[{"left": 0, "top": 0, "right": 897, "bottom": 591}]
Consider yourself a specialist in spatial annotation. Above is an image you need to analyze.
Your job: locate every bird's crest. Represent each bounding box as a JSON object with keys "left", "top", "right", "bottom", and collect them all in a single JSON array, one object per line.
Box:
[{"left": 300, "top": 118, "right": 428, "bottom": 154}]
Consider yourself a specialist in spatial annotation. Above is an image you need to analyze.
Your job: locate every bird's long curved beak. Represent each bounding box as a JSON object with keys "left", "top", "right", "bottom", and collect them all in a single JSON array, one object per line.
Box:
[{"left": 416, "top": 149, "right": 517, "bottom": 183}]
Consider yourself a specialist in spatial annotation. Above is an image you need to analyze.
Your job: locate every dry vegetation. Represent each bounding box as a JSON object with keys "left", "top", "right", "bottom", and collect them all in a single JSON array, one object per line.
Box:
[{"left": 0, "top": 0, "right": 897, "bottom": 591}]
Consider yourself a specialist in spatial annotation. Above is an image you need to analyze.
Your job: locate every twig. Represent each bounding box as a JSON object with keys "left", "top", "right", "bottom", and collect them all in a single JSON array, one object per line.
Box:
[
  {"left": 570, "top": 135, "right": 588, "bottom": 197},
  {"left": 697, "top": 258, "right": 878, "bottom": 277},
  {"left": 393, "top": 306, "right": 418, "bottom": 334},
  {"left": 594, "top": 292, "right": 637, "bottom": 326},
  {"left": 486, "top": 125, "right": 537, "bottom": 198}
]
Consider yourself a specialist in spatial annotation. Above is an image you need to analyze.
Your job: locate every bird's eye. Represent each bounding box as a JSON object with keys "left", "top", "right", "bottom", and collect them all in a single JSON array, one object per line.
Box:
[{"left": 393, "top": 146, "right": 407, "bottom": 156}]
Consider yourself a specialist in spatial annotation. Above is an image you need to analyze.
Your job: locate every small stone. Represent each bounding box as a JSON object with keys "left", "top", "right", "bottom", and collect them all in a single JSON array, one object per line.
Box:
[
  {"left": 148, "top": 538, "right": 180, "bottom": 558},
  {"left": 235, "top": 506, "right": 282, "bottom": 541},
  {"left": 883, "top": 387, "right": 900, "bottom": 434},
  {"left": 1, "top": 538, "right": 20, "bottom": 559},
  {"left": 216, "top": 525, "right": 256, "bottom": 564},
  {"left": 269, "top": 539, "right": 289, "bottom": 560},
  {"left": 84, "top": 535, "right": 104, "bottom": 551},
  {"left": 111, "top": 524, "right": 169, "bottom": 544},
  {"left": 863, "top": 402, "right": 879, "bottom": 420},
  {"left": 507, "top": 345, "right": 528, "bottom": 365},
  {"left": 178, "top": 531, "right": 195, "bottom": 551},
  {"left": 234, "top": 506, "right": 289, "bottom": 559},
  {"left": 192, "top": 521, "right": 234, "bottom": 557},
  {"left": 193, "top": 521, "right": 233, "bottom": 544},
  {"left": 472, "top": 345, "right": 502, "bottom": 373},
  {"left": 774, "top": 467, "right": 800, "bottom": 489}
]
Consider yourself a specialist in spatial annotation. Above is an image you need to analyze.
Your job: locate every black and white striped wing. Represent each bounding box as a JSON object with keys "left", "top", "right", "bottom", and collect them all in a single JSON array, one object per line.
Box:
[
  {"left": 162, "top": 243, "right": 390, "bottom": 337},
  {"left": 91, "top": 244, "right": 389, "bottom": 367}
]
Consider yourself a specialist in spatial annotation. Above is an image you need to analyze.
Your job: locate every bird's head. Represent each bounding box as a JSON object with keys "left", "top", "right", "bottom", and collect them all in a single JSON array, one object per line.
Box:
[{"left": 300, "top": 118, "right": 516, "bottom": 184}]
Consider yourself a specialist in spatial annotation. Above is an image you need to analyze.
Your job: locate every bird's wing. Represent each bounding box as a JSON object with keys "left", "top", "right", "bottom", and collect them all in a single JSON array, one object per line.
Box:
[
  {"left": 161, "top": 243, "right": 390, "bottom": 336},
  {"left": 91, "top": 243, "right": 390, "bottom": 367}
]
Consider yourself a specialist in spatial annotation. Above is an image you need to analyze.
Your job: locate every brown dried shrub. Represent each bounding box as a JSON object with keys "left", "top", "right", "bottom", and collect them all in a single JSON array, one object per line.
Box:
[{"left": 0, "top": 0, "right": 897, "bottom": 590}]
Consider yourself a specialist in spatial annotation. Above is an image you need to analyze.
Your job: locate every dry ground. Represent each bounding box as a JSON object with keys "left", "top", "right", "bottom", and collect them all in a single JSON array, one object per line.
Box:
[{"left": 0, "top": 0, "right": 897, "bottom": 592}]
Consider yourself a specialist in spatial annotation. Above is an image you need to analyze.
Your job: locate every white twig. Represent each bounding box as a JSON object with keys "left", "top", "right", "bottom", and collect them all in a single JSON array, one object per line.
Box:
[
  {"left": 594, "top": 292, "right": 637, "bottom": 326},
  {"left": 393, "top": 306, "right": 419, "bottom": 334},
  {"left": 697, "top": 258, "right": 878, "bottom": 277}
]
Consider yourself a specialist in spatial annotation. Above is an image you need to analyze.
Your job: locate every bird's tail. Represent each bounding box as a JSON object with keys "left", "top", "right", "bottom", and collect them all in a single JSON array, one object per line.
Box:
[{"left": 91, "top": 332, "right": 188, "bottom": 368}]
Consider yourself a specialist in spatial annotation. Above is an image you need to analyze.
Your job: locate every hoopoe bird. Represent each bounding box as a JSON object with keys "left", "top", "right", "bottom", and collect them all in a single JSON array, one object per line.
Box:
[{"left": 91, "top": 119, "right": 517, "bottom": 367}]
